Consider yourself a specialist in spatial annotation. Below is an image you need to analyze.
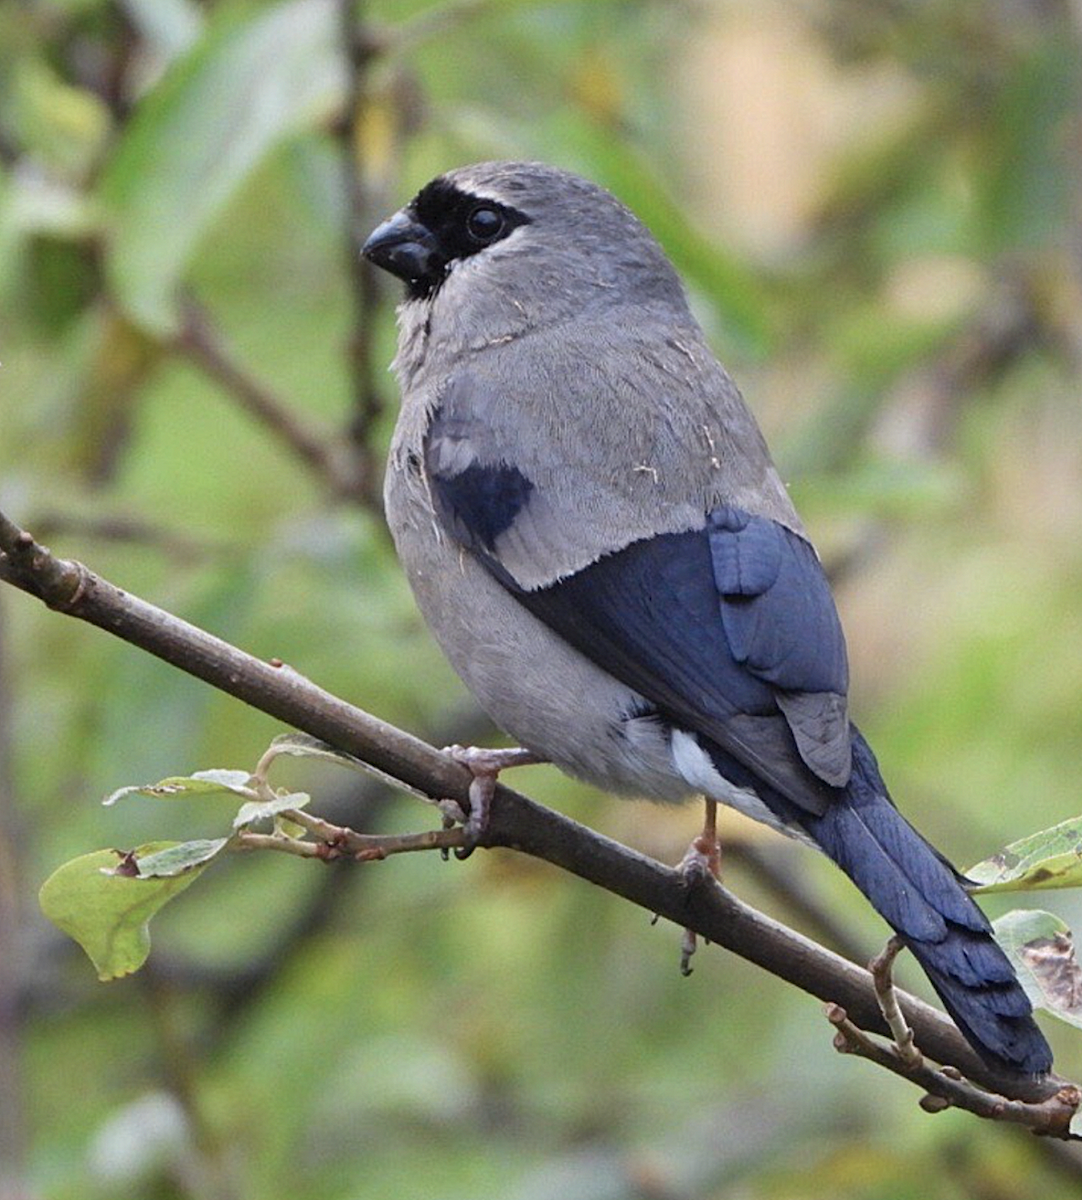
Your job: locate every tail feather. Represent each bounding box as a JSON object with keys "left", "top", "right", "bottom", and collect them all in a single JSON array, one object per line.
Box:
[
  {"left": 917, "top": 940, "right": 1031, "bottom": 1016},
  {"left": 922, "top": 954, "right": 1043, "bottom": 1063},
  {"left": 918, "top": 928, "right": 1020, "bottom": 992},
  {"left": 801, "top": 734, "right": 1052, "bottom": 1078}
]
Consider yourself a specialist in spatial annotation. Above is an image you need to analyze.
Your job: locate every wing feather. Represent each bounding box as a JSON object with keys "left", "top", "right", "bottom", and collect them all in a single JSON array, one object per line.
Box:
[{"left": 424, "top": 382, "right": 853, "bottom": 813}]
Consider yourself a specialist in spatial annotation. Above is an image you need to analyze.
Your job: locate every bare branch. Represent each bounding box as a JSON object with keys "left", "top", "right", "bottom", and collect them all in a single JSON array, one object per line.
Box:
[
  {"left": 255, "top": 807, "right": 465, "bottom": 859},
  {"left": 827, "top": 1004, "right": 1080, "bottom": 1134},
  {"left": 384, "top": 0, "right": 512, "bottom": 55},
  {"left": 30, "top": 510, "right": 233, "bottom": 563},
  {"left": 869, "top": 935, "right": 922, "bottom": 1068},
  {"left": 1, "top": 509, "right": 1076, "bottom": 1125}
]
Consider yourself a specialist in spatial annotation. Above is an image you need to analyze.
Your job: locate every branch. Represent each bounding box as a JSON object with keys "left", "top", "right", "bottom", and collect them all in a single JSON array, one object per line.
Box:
[
  {"left": 384, "top": 0, "right": 516, "bottom": 55},
  {"left": 335, "top": 0, "right": 388, "bottom": 515},
  {"left": 238, "top": 811, "right": 464, "bottom": 859},
  {"left": 172, "top": 299, "right": 367, "bottom": 504},
  {"left": 1, "top": 510, "right": 1076, "bottom": 1126},
  {"left": 29, "top": 509, "right": 233, "bottom": 564},
  {"left": 0, "top": 595, "right": 32, "bottom": 1196},
  {"left": 826, "top": 1005, "right": 1080, "bottom": 1134},
  {"left": 869, "top": 935, "right": 922, "bottom": 1067}
]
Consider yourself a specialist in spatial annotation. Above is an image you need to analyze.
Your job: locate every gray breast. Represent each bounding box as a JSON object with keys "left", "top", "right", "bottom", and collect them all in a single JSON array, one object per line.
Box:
[{"left": 384, "top": 457, "right": 693, "bottom": 804}]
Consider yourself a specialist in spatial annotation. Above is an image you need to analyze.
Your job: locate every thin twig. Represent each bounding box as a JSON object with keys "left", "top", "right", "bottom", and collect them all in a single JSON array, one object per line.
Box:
[
  {"left": 826, "top": 1004, "right": 1079, "bottom": 1135},
  {"left": 869, "top": 935, "right": 922, "bottom": 1068},
  {"left": 239, "top": 815, "right": 464, "bottom": 860},
  {"left": 139, "top": 964, "right": 240, "bottom": 1200},
  {"left": 384, "top": 0, "right": 511, "bottom": 56},
  {"left": 235, "top": 832, "right": 322, "bottom": 858},
  {"left": 0, "top": 510, "right": 1076, "bottom": 1123}
]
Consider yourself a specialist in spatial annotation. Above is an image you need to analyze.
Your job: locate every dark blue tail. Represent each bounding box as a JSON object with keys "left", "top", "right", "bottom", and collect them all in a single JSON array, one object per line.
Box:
[
  {"left": 704, "top": 730, "right": 1051, "bottom": 1075},
  {"left": 801, "top": 734, "right": 1051, "bottom": 1077}
]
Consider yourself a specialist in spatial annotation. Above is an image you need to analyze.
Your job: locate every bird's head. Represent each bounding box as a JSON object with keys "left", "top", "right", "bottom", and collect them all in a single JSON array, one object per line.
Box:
[{"left": 362, "top": 161, "right": 687, "bottom": 322}]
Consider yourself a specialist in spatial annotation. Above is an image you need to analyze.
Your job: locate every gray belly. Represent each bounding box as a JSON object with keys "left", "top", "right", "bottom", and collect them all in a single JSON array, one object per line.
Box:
[{"left": 385, "top": 464, "right": 693, "bottom": 803}]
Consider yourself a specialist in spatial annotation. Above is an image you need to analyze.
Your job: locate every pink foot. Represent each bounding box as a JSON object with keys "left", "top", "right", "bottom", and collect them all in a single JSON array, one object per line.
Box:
[
  {"left": 442, "top": 745, "right": 543, "bottom": 858},
  {"left": 676, "top": 800, "right": 721, "bottom": 975}
]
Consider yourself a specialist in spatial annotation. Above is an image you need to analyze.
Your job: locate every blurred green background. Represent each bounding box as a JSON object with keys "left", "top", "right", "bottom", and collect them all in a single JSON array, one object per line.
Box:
[{"left": 3, "top": 0, "right": 1082, "bottom": 1196}]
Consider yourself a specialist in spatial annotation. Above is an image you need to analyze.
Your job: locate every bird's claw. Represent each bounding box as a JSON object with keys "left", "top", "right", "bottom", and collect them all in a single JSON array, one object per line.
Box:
[
  {"left": 437, "top": 799, "right": 467, "bottom": 861},
  {"left": 439, "top": 745, "right": 543, "bottom": 860},
  {"left": 677, "top": 830, "right": 722, "bottom": 889},
  {"left": 455, "top": 771, "right": 495, "bottom": 860},
  {"left": 679, "top": 927, "right": 698, "bottom": 977},
  {"left": 675, "top": 801, "right": 721, "bottom": 975},
  {"left": 437, "top": 798, "right": 467, "bottom": 826}
]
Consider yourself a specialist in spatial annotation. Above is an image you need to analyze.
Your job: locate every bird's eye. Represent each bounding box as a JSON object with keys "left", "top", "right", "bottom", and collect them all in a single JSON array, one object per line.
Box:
[{"left": 466, "top": 205, "right": 504, "bottom": 242}]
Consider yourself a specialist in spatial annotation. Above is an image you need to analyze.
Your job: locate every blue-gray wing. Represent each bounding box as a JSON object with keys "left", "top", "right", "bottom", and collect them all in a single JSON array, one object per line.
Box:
[{"left": 425, "top": 396, "right": 851, "bottom": 816}]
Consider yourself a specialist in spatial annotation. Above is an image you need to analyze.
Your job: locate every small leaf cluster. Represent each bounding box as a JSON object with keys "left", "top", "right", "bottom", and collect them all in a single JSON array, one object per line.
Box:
[
  {"left": 970, "top": 822, "right": 1082, "bottom": 1031},
  {"left": 39, "top": 734, "right": 368, "bottom": 979}
]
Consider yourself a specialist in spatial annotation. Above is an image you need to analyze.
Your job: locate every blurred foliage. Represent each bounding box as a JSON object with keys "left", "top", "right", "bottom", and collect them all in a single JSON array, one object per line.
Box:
[{"left": 3, "top": 0, "right": 1082, "bottom": 1197}]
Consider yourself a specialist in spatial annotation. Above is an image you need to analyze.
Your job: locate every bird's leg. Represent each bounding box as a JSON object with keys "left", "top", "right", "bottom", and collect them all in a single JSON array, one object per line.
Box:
[
  {"left": 869, "top": 935, "right": 922, "bottom": 1068},
  {"left": 441, "top": 745, "right": 544, "bottom": 859},
  {"left": 676, "top": 798, "right": 721, "bottom": 975}
]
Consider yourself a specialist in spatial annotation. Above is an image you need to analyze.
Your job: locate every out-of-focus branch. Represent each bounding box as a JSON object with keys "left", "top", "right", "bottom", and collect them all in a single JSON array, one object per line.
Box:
[
  {"left": 139, "top": 966, "right": 239, "bottom": 1200},
  {"left": 29, "top": 510, "right": 233, "bottom": 564},
  {"left": 0, "top": 598, "right": 34, "bottom": 1200},
  {"left": 336, "top": 0, "right": 387, "bottom": 515},
  {"left": 384, "top": 0, "right": 513, "bottom": 55},
  {"left": 890, "top": 274, "right": 1043, "bottom": 458},
  {"left": 725, "top": 841, "right": 870, "bottom": 964},
  {"left": 2, "top": 510, "right": 1077, "bottom": 1125},
  {"left": 172, "top": 299, "right": 367, "bottom": 503}
]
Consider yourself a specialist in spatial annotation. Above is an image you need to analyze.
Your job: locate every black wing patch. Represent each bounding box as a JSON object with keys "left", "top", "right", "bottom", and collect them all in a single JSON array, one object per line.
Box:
[
  {"left": 425, "top": 394, "right": 534, "bottom": 553},
  {"left": 433, "top": 461, "right": 533, "bottom": 553}
]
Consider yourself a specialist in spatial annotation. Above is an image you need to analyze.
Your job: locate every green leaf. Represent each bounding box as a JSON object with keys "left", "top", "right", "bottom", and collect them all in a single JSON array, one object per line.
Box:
[
  {"left": 189, "top": 768, "right": 256, "bottom": 789},
  {"left": 263, "top": 731, "right": 370, "bottom": 770},
  {"left": 993, "top": 909, "right": 1082, "bottom": 1029},
  {"left": 39, "top": 842, "right": 222, "bottom": 980},
  {"left": 132, "top": 837, "right": 231, "bottom": 877},
  {"left": 233, "top": 791, "right": 310, "bottom": 829},
  {"left": 99, "top": 0, "right": 343, "bottom": 333},
  {"left": 966, "top": 816, "right": 1082, "bottom": 893},
  {"left": 104, "top": 769, "right": 255, "bottom": 806},
  {"left": 274, "top": 815, "right": 310, "bottom": 839},
  {"left": 260, "top": 732, "right": 429, "bottom": 800}
]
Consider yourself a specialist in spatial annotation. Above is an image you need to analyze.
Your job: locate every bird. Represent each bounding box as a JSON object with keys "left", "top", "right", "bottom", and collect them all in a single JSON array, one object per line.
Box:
[{"left": 361, "top": 160, "right": 1053, "bottom": 1079}]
